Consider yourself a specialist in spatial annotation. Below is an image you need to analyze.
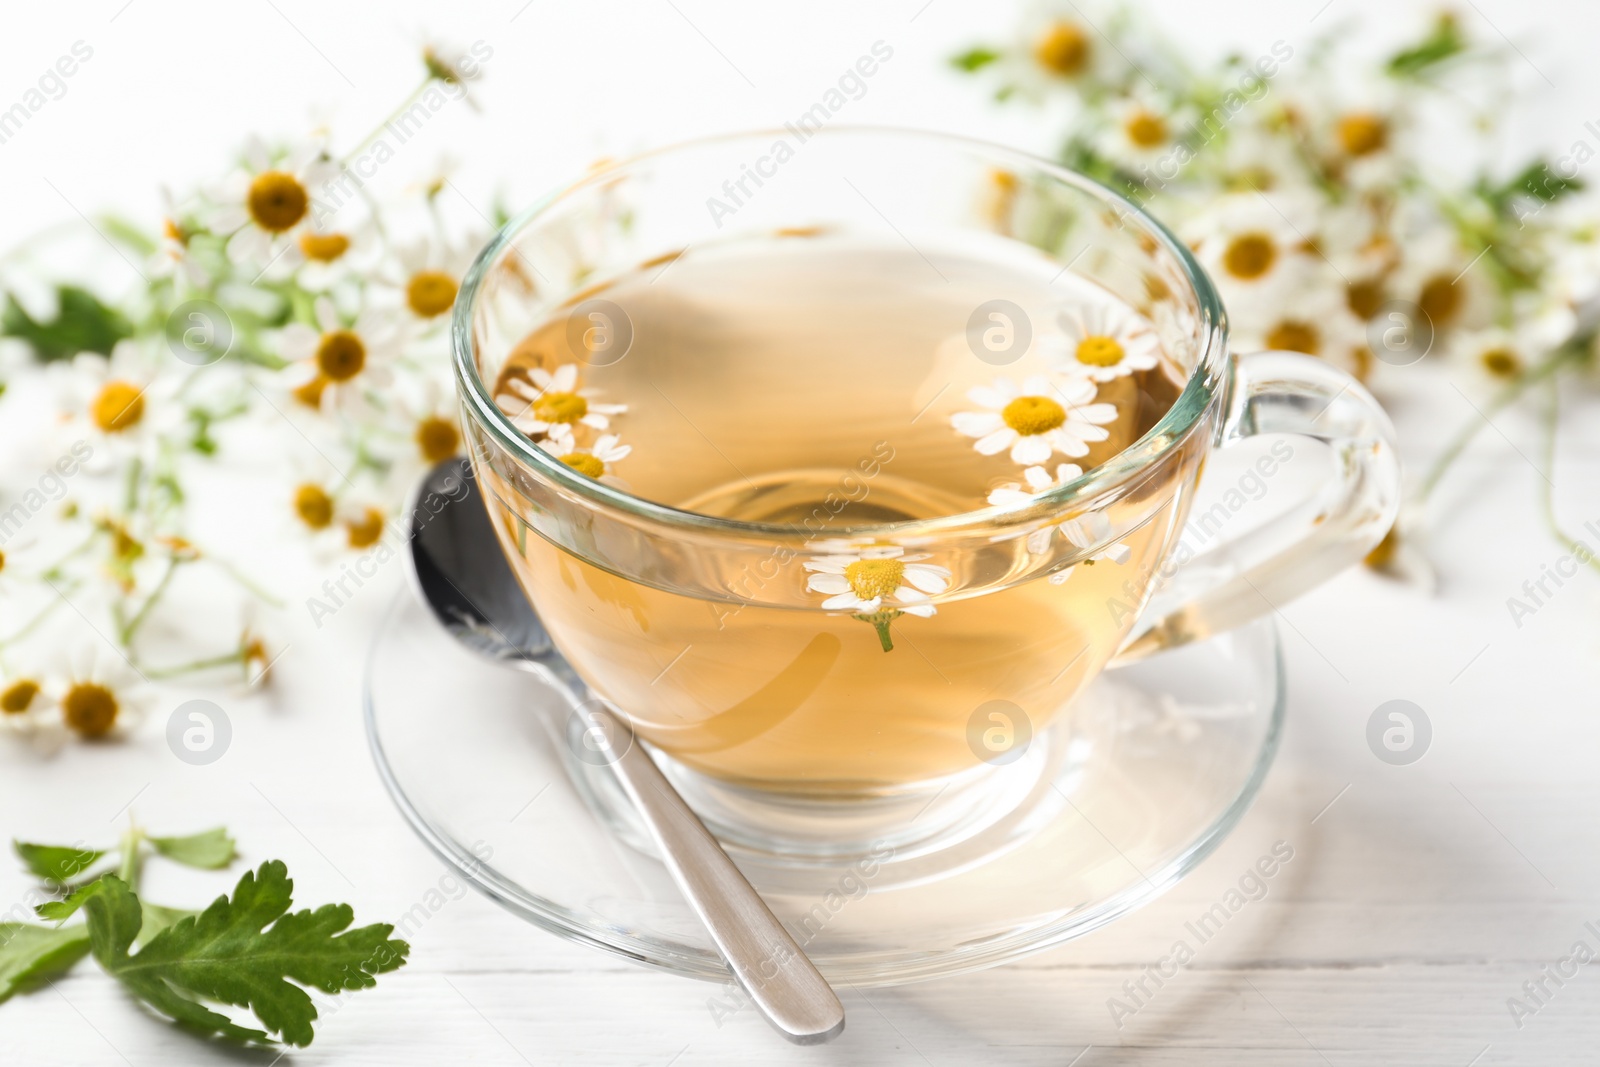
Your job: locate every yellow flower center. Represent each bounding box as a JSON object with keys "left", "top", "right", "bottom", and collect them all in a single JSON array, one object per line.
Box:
[
  {"left": 346, "top": 507, "right": 386, "bottom": 549},
  {"left": 316, "top": 330, "right": 366, "bottom": 382},
  {"left": 247, "top": 170, "right": 309, "bottom": 233},
  {"left": 1346, "top": 278, "right": 1386, "bottom": 320},
  {"left": 62, "top": 682, "right": 118, "bottom": 738},
  {"left": 294, "top": 484, "right": 334, "bottom": 530},
  {"left": 560, "top": 453, "right": 606, "bottom": 479},
  {"left": 1, "top": 679, "right": 38, "bottom": 714},
  {"left": 1336, "top": 113, "right": 1388, "bottom": 157},
  {"left": 1266, "top": 320, "right": 1320, "bottom": 355},
  {"left": 299, "top": 232, "right": 351, "bottom": 262},
  {"left": 1419, "top": 274, "right": 1462, "bottom": 326},
  {"left": 844, "top": 558, "right": 905, "bottom": 601},
  {"left": 406, "top": 271, "right": 459, "bottom": 318},
  {"left": 534, "top": 391, "right": 588, "bottom": 424},
  {"left": 1075, "top": 335, "right": 1126, "bottom": 367},
  {"left": 415, "top": 416, "right": 461, "bottom": 464},
  {"left": 1002, "top": 395, "right": 1067, "bottom": 436},
  {"left": 1480, "top": 347, "right": 1521, "bottom": 379},
  {"left": 292, "top": 375, "right": 329, "bottom": 409},
  {"left": 91, "top": 380, "right": 144, "bottom": 433},
  {"left": 1034, "top": 21, "right": 1090, "bottom": 76},
  {"left": 1124, "top": 110, "right": 1167, "bottom": 148},
  {"left": 1222, "top": 233, "right": 1277, "bottom": 281}
]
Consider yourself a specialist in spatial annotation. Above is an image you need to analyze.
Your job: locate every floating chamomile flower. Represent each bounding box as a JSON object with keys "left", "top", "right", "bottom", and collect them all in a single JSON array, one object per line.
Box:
[
  {"left": 804, "top": 545, "right": 951, "bottom": 652},
  {"left": 987, "top": 462, "right": 1084, "bottom": 507},
  {"left": 542, "top": 433, "right": 631, "bottom": 484},
  {"left": 210, "top": 135, "right": 338, "bottom": 266},
  {"left": 952, "top": 375, "right": 1117, "bottom": 465},
  {"left": 1052, "top": 302, "right": 1162, "bottom": 382},
  {"left": 279, "top": 297, "right": 401, "bottom": 415},
  {"left": 497, "top": 363, "right": 627, "bottom": 450},
  {"left": 1040, "top": 511, "right": 1131, "bottom": 585}
]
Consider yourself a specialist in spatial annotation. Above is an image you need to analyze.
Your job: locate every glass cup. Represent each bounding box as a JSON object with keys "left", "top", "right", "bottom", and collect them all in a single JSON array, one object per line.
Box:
[{"left": 452, "top": 128, "right": 1399, "bottom": 846}]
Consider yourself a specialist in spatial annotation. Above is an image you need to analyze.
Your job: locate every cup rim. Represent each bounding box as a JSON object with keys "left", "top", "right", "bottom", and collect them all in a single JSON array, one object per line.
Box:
[{"left": 452, "top": 125, "right": 1229, "bottom": 540}]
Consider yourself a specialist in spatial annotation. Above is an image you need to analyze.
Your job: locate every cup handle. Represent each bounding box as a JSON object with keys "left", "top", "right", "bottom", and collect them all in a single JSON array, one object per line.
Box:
[{"left": 1112, "top": 350, "right": 1402, "bottom": 664}]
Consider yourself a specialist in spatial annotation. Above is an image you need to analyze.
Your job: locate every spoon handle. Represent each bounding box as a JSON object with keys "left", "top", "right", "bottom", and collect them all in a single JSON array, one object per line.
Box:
[{"left": 588, "top": 706, "right": 846, "bottom": 1045}]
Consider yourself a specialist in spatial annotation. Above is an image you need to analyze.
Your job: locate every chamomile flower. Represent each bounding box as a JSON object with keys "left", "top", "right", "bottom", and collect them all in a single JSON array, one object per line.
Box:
[
  {"left": 53, "top": 652, "right": 150, "bottom": 741},
  {"left": 803, "top": 545, "right": 951, "bottom": 617},
  {"left": 1052, "top": 301, "right": 1162, "bottom": 382},
  {"left": 987, "top": 462, "right": 1084, "bottom": 507},
  {"left": 952, "top": 375, "right": 1117, "bottom": 465},
  {"left": 1235, "top": 281, "right": 1369, "bottom": 377},
  {"left": 54, "top": 341, "right": 178, "bottom": 466},
  {"left": 147, "top": 186, "right": 210, "bottom": 289},
  {"left": 1098, "top": 91, "right": 1194, "bottom": 173},
  {"left": 381, "top": 234, "right": 479, "bottom": 325},
  {"left": 1453, "top": 327, "right": 1531, "bottom": 384},
  {"left": 279, "top": 297, "right": 401, "bottom": 416},
  {"left": 541, "top": 433, "right": 631, "bottom": 484},
  {"left": 0, "top": 665, "right": 52, "bottom": 730},
  {"left": 1042, "top": 511, "right": 1131, "bottom": 584},
  {"left": 209, "top": 135, "right": 338, "bottom": 267},
  {"left": 496, "top": 363, "right": 627, "bottom": 449},
  {"left": 1186, "top": 193, "right": 1319, "bottom": 316},
  {"left": 1388, "top": 231, "right": 1495, "bottom": 337}
]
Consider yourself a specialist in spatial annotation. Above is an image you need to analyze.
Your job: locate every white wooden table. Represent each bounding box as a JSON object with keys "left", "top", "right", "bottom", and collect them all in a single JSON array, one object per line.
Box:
[{"left": 3, "top": 1, "right": 1598, "bottom": 1063}]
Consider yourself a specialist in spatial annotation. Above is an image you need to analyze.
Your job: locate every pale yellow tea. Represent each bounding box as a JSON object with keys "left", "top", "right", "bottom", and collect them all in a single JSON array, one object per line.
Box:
[{"left": 483, "top": 233, "right": 1202, "bottom": 793}]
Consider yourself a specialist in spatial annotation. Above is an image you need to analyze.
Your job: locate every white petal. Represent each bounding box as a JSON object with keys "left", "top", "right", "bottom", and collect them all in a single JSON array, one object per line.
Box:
[
  {"left": 967, "top": 385, "right": 1009, "bottom": 409},
  {"left": 314, "top": 297, "right": 340, "bottom": 333},
  {"left": 551, "top": 364, "right": 578, "bottom": 391},
  {"left": 244, "top": 135, "right": 271, "bottom": 172},
  {"left": 1026, "top": 527, "right": 1054, "bottom": 554},
  {"left": 1023, "top": 466, "right": 1053, "bottom": 490},
  {"left": 900, "top": 603, "right": 936, "bottom": 618},
  {"left": 226, "top": 227, "right": 269, "bottom": 264},
  {"left": 975, "top": 428, "right": 1017, "bottom": 455},
  {"left": 952, "top": 411, "right": 1003, "bottom": 438},
  {"left": 803, "top": 557, "right": 850, "bottom": 573},
  {"left": 1071, "top": 402, "right": 1120, "bottom": 425},
  {"left": 1048, "top": 566, "right": 1076, "bottom": 585},
  {"left": 528, "top": 367, "right": 554, "bottom": 389},
  {"left": 580, "top": 413, "right": 610, "bottom": 430},
  {"left": 587, "top": 402, "right": 627, "bottom": 414},
  {"left": 507, "top": 377, "right": 541, "bottom": 400},
  {"left": 823, "top": 592, "right": 869, "bottom": 611},
  {"left": 860, "top": 545, "right": 905, "bottom": 559},
  {"left": 1052, "top": 377, "right": 1098, "bottom": 406},
  {"left": 807, "top": 574, "right": 851, "bottom": 594},
  {"left": 279, "top": 323, "right": 319, "bottom": 361},
  {"left": 902, "top": 565, "right": 951, "bottom": 593},
  {"left": 1011, "top": 436, "right": 1052, "bottom": 465},
  {"left": 893, "top": 585, "right": 930, "bottom": 605},
  {"left": 1020, "top": 374, "right": 1053, "bottom": 396},
  {"left": 1102, "top": 542, "right": 1132, "bottom": 564},
  {"left": 989, "top": 486, "right": 1031, "bottom": 507}
]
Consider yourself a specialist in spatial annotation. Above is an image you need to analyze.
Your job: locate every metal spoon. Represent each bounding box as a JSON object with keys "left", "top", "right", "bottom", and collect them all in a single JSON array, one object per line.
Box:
[{"left": 405, "top": 457, "right": 846, "bottom": 1046}]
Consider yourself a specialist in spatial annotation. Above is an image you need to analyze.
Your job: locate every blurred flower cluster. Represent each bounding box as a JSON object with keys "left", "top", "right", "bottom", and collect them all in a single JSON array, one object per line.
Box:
[
  {"left": 0, "top": 45, "right": 492, "bottom": 749},
  {"left": 955, "top": 3, "right": 1600, "bottom": 581}
]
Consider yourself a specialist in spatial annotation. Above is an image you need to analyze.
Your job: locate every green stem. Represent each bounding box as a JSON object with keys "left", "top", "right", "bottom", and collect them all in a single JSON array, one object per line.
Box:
[
  {"left": 853, "top": 609, "right": 902, "bottom": 652},
  {"left": 1537, "top": 378, "right": 1600, "bottom": 577},
  {"left": 209, "top": 557, "right": 286, "bottom": 608},
  {"left": 339, "top": 74, "right": 435, "bottom": 166},
  {"left": 119, "top": 558, "right": 181, "bottom": 646},
  {"left": 143, "top": 649, "right": 247, "bottom": 680},
  {"left": 0, "top": 596, "right": 68, "bottom": 648},
  {"left": 118, "top": 823, "right": 144, "bottom": 890},
  {"left": 1415, "top": 340, "right": 1585, "bottom": 505}
]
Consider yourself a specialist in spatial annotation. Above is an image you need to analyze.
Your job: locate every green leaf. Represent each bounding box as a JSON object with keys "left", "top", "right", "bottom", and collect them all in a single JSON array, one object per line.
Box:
[
  {"left": 148, "top": 829, "right": 236, "bottom": 870},
  {"left": 1504, "top": 160, "right": 1584, "bottom": 204},
  {"left": 0, "top": 923, "right": 92, "bottom": 1003},
  {"left": 77, "top": 863, "right": 409, "bottom": 1047},
  {"left": 136, "top": 904, "right": 197, "bottom": 949},
  {"left": 950, "top": 47, "right": 1002, "bottom": 73},
  {"left": 14, "top": 841, "right": 104, "bottom": 885},
  {"left": 1386, "top": 15, "right": 1466, "bottom": 78},
  {"left": 1, "top": 285, "right": 133, "bottom": 364}
]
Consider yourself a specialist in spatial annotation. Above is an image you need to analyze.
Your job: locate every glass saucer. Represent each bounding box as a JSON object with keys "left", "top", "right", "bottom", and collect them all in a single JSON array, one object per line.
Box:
[{"left": 364, "top": 590, "right": 1283, "bottom": 987}]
